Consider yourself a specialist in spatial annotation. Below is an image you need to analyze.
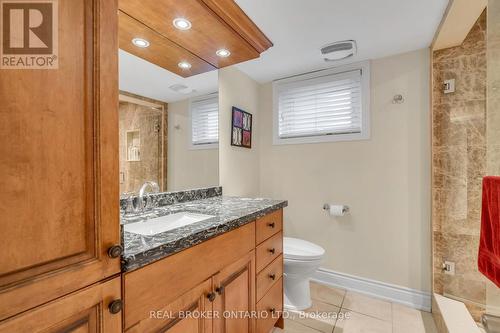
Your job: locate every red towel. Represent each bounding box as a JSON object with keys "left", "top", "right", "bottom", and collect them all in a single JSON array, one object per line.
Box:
[{"left": 478, "top": 176, "right": 500, "bottom": 288}]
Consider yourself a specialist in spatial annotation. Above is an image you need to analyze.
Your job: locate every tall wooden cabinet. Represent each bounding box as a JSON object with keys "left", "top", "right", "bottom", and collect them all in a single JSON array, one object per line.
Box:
[{"left": 0, "top": 0, "right": 121, "bottom": 329}]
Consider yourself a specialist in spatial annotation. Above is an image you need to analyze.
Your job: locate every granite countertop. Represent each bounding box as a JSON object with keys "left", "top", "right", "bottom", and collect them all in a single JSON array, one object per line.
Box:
[{"left": 121, "top": 196, "right": 287, "bottom": 272}]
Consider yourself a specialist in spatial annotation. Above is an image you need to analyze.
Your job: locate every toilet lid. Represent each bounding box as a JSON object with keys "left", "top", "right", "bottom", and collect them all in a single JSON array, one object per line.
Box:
[{"left": 284, "top": 237, "right": 325, "bottom": 261}]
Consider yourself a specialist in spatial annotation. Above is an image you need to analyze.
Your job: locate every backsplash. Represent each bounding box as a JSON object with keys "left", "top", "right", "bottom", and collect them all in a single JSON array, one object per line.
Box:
[{"left": 119, "top": 186, "right": 222, "bottom": 211}]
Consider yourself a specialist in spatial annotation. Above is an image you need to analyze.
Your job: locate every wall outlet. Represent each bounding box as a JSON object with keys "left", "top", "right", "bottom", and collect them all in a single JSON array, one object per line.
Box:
[
  {"left": 443, "top": 261, "right": 455, "bottom": 275},
  {"left": 444, "top": 79, "right": 456, "bottom": 94}
]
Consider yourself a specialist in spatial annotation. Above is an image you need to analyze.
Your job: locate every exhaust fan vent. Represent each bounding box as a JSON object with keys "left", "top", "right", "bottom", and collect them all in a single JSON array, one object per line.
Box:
[
  {"left": 169, "top": 84, "right": 192, "bottom": 94},
  {"left": 321, "top": 40, "right": 357, "bottom": 62}
]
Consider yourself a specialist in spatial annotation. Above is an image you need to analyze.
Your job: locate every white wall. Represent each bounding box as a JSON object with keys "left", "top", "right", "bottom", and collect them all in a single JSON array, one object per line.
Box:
[
  {"left": 167, "top": 99, "right": 219, "bottom": 191},
  {"left": 218, "top": 67, "right": 261, "bottom": 197},
  {"left": 258, "top": 49, "right": 431, "bottom": 292}
]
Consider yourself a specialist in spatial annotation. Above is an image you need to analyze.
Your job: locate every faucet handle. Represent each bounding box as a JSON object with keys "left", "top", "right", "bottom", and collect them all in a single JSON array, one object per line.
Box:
[
  {"left": 145, "top": 193, "right": 154, "bottom": 210},
  {"left": 120, "top": 192, "right": 136, "bottom": 215}
]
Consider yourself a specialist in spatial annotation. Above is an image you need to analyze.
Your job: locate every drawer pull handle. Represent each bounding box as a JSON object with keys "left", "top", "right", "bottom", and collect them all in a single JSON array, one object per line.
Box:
[
  {"left": 216, "top": 286, "right": 225, "bottom": 295},
  {"left": 108, "top": 300, "right": 123, "bottom": 314},
  {"left": 268, "top": 248, "right": 276, "bottom": 254},
  {"left": 207, "top": 292, "right": 216, "bottom": 302},
  {"left": 267, "top": 222, "right": 275, "bottom": 228},
  {"left": 269, "top": 273, "right": 276, "bottom": 280},
  {"left": 107, "top": 244, "right": 123, "bottom": 259}
]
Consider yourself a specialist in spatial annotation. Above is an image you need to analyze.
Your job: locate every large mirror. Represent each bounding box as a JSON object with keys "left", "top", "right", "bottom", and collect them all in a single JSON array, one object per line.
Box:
[{"left": 118, "top": 49, "right": 219, "bottom": 197}]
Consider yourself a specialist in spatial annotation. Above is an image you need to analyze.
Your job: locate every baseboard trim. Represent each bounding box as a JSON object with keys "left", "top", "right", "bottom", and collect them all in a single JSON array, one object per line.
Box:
[{"left": 312, "top": 267, "right": 432, "bottom": 312}]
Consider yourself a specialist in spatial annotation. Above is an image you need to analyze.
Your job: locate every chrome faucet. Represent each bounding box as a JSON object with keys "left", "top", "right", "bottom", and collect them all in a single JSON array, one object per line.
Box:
[{"left": 137, "top": 181, "right": 160, "bottom": 212}]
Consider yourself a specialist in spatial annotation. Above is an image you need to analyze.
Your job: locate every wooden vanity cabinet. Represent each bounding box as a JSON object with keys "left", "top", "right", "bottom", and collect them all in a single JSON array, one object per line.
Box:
[
  {"left": 124, "top": 208, "right": 285, "bottom": 333},
  {"left": 123, "top": 222, "right": 256, "bottom": 331},
  {"left": 126, "top": 253, "right": 256, "bottom": 333},
  {"left": 0, "top": 0, "right": 122, "bottom": 327}
]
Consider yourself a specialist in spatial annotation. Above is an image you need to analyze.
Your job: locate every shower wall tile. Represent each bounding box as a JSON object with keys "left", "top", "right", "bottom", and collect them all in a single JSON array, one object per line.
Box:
[
  {"left": 433, "top": 231, "right": 444, "bottom": 294},
  {"left": 443, "top": 276, "right": 486, "bottom": 305},
  {"left": 119, "top": 102, "right": 164, "bottom": 194},
  {"left": 487, "top": 145, "right": 500, "bottom": 175},
  {"left": 432, "top": 11, "right": 488, "bottom": 320}
]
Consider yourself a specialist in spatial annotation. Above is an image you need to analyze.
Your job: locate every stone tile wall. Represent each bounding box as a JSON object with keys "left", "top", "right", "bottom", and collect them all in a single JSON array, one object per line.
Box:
[
  {"left": 119, "top": 101, "right": 163, "bottom": 194},
  {"left": 432, "top": 11, "right": 488, "bottom": 320}
]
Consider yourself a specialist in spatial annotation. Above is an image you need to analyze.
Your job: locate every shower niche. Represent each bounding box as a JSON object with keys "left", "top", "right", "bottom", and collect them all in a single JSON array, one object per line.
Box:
[{"left": 126, "top": 130, "right": 141, "bottom": 162}]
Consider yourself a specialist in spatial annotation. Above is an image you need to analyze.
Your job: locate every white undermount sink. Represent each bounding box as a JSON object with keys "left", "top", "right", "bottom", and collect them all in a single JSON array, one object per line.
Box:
[{"left": 124, "top": 212, "right": 215, "bottom": 236}]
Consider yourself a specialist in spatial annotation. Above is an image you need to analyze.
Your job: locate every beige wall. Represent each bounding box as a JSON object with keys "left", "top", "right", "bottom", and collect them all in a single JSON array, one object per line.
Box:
[
  {"left": 167, "top": 99, "right": 219, "bottom": 191},
  {"left": 258, "top": 49, "right": 432, "bottom": 292},
  {"left": 218, "top": 67, "right": 261, "bottom": 197}
]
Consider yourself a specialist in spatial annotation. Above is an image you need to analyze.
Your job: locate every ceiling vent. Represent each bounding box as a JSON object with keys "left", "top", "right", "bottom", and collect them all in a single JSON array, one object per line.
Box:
[
  {"left": 321, "top": 40, "right": 357, "bottom": 62},
  {"left": 169, "top": 84, "right": 192, "bottom": 94}
]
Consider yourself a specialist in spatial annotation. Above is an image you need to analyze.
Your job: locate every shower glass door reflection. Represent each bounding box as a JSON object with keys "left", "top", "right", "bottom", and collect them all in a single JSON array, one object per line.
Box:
[{"left": 486, "top": 0, "right": 500, "bottom": 321}]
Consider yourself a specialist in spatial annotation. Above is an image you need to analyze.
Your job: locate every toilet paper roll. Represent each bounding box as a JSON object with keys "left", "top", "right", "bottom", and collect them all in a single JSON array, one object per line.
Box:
[{"left": 324, "top": 204, "right": 350, "bottom": 216}]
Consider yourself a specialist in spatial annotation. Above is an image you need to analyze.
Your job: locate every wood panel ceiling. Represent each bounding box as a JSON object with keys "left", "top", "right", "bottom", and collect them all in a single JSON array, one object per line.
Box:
[{"left": 119, "top": 0, "right": 273, "bottom": 78}]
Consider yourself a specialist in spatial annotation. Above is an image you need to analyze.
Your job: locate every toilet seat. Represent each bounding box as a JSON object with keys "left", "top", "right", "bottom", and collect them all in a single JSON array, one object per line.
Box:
[{"left": 284, "top": 237, "right": 325, "bottom": 261}]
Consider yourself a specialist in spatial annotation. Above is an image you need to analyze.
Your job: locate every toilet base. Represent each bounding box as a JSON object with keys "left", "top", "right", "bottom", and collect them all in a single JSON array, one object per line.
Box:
[{"left": 284, "top": 275, "right": 313, "bottom": 311}]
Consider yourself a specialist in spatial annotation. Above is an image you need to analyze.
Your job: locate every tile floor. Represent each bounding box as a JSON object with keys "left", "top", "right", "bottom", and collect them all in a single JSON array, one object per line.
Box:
[{"left": 272, "top": 282, "right": 438, "bottom": 333}]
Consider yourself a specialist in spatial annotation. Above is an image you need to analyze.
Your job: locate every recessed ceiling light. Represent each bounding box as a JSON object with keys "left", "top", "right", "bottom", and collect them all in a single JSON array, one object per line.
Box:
[
  {"left": 131, "top": 38, "right": 150, "bottom": 48},
  {"left": 173, "top": 18, "right": 192, "bottom": 30},
  {"left": 178, "top": 61, "right": 192, "bottom": 70},
  {"left": 216, "top": 49, "right": 231, "bottom": 57}
]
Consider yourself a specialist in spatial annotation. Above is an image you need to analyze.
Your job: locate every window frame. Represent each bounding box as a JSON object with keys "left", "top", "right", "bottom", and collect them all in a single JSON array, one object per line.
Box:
[
  {"left": 272, "top": 61, "right": 371, "bottom": 145},
  {"left": 189, "top": 93, "right": 219, "bottom": 150}
]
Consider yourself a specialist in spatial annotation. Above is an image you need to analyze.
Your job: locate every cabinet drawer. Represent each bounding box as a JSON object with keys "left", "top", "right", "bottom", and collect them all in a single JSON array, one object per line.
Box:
[
  {"left": 256, "top": 232, "right": 283, "bottom": 272},
  {"left": 256, "top": 255, "right": 283, "bottom": 302},
  {"left": 256, "top": 278, "right": 283, "bottom": 333},
  {"left": 256, "top": 209, "right": 283, "bottom": 244}
]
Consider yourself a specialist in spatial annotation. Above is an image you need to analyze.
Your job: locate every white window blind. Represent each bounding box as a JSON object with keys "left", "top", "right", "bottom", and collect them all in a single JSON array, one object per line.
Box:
[
  {"left": 276, "top": 69, "right": 364, "bottom": 140},
  {"left": 191, "top": 95, "right": 219, "bottom": 146}
]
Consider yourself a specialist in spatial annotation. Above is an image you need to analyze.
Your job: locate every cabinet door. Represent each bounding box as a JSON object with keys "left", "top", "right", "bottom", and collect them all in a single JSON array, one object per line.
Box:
[
  {"left": 0, "top": 0, "right": 120, "bottom": 320},
  {"left": 0, "top": 277, "right": 122, "bottom": 333},
  {"left": 213, "top": 251, "right": 256, "bottom": 333},
  {"left": 127, "top": 278, "right": 213, "bottom": 333}
]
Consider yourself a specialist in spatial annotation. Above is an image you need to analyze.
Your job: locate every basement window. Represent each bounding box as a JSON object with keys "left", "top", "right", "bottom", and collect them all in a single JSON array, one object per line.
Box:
[
  {"left": 190, "top": 94, "right": 219, "bottom": 149},
  {"left": 273, "top": 62, "right": 370, "bottom": 145}
]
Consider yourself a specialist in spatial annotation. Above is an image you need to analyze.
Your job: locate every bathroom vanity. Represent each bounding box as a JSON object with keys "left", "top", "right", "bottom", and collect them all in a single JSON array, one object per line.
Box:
[{"left": 120, "top": 189, "right": 287, "bottom": 333}]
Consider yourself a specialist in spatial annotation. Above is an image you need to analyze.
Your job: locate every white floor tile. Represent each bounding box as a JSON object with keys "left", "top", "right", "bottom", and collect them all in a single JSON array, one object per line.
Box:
[
  {"left": 392, "top": 303, "right": 437, "bottom": 333},
  {"left": 310, "top": 282, "right": 346, "bottom": 307},
  {"left": 342, "top": 291, "right": 392, "bottom": 322},
  {"left": 286, "top": 300, "right": 340, "bottom": 333},
  {"left": 334, "top": 310, "right": 392, "bottom": 333}
]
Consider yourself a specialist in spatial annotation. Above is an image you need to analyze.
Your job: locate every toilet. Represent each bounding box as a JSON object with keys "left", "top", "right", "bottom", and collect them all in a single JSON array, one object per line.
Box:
[{"left": 283, "top": 237, "right": 325, "bottom": 311}]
